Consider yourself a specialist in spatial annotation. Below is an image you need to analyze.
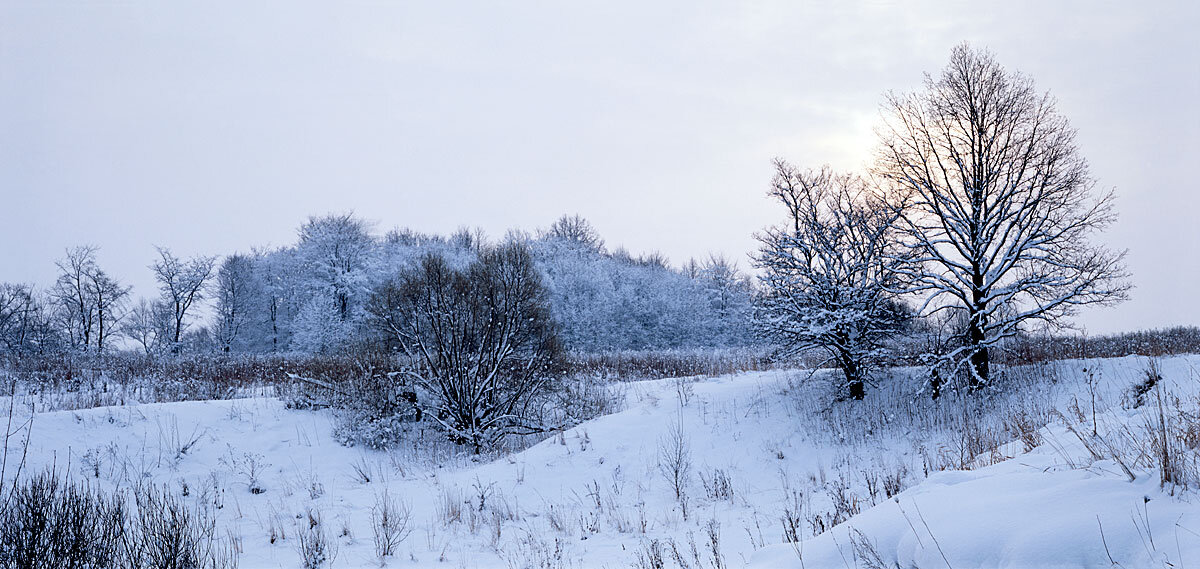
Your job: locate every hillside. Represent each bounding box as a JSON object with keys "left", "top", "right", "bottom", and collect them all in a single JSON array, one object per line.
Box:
[{"left": 4, "top": 355, "right": 1199, "bottom": 568}]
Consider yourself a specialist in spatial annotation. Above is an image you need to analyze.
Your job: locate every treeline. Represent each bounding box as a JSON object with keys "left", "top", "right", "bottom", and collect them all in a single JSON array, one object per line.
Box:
[{"left": 0, "top": 213, "right": 754, "bottom": 362}]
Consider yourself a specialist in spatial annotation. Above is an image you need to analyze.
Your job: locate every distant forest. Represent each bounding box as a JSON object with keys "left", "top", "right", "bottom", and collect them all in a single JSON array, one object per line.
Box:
[{"left": 0, "top": 213, "right": 756, "bottom": 358}]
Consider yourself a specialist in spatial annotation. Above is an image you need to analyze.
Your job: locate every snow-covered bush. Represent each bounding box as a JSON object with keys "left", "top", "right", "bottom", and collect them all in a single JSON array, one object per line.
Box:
[
  {"left": 367, "top": 243, "right": 560, "bottom": 451},
  {"left": 534, "top": 372, "right": 625, "bottom": 432},
  {"left": 288, "top": 364, "right": 422, "bottom": 450},
  {"left": 290, "top": 354, "right": 619, "bottom": 452}
]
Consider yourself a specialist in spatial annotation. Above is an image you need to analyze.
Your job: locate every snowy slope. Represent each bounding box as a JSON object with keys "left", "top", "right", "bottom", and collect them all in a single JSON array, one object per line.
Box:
[
  {"left": 749, "top": 453, "right": 1200, "bottom": 568},
  {"left": 6, "top": 355, "right": 1200, "bottom": 568},
  {"left": 751, "top": 356, "right": 1200, "bottom": 569}
]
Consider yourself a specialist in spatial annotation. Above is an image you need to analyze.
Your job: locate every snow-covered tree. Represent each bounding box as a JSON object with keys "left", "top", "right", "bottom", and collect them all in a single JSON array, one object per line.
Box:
[
  {"left": 212, "top": 253, "right": 258, "bottom": 353},
  {"left": 875, "top": 44, "right": 1129, "bottom": 388},
  {"left": 291, "top": 213, "right": 376, "bottom": 350},
  {"left": 694, "top": 254, "right": 754, "bottom": 346},
  {"left": 755, "top": 161, "right": 910, "bottom": 400},
  {"left": 290, "top": 295, "right": 356, "bottom": 354},
  {"left": 532, "top": 219, "right": 753, "bottom": 352},
  {"left": 253, "top": 247, "right": 301, "bottom": 353}
]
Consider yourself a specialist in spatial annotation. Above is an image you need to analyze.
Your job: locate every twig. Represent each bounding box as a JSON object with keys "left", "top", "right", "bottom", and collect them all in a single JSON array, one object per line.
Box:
[
  {"left": 912, "top": 500, "right": 953, "bottom": 569},
  {"left": 0, "top": 378, "right": 33, "bottom": 512},
  {"left": 894, "top": 498, "right": 925, "bottom": 548},
  {"left": 1096, "top": 515, "right": 1121, "bottom": 567}
]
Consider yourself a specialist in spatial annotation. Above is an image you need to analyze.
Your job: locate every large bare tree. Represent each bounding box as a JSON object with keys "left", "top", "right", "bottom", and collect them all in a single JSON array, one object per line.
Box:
[
  {"left": 875, "top": 44, "right": 1129, "bottom": 387},
  {"left": 755, "top": 161, "right": 911, "bottom": 399}
]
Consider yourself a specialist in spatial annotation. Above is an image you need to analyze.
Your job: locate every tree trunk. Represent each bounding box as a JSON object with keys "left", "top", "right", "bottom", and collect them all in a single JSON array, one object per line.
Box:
[
  {"left": 969, "top": 274, "right": 989, "bottom": 390},
  {"left": 967, "top": 308, "right": 988, "bottom": 390},
  {"left": 840, "top": 355, "right": 865, "bottom": 400},
  {"left": 172, "top": 314, "right": 183, "bottom": 354}
]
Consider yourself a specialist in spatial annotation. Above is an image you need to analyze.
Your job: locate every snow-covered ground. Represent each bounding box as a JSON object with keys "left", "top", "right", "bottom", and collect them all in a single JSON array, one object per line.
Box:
[{"left": 5, "top": 355, "right": 1200, "bottom": 568}]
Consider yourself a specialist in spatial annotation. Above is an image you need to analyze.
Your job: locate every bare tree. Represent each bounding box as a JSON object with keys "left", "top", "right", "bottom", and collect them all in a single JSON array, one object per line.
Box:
[
  {"left": 0, "top": 284, "right": 32, "bottom": 355},
  {"left": 87, "top": 267, "right": 130, "bottom": 352},
  {"left": 541, "top": 214, "right": 605, "bottom": 252},
  {"left": 367, "top": 242, "right": 560, "bottom": 451},
  {"left": 49, "top": 246, "right": 128, "bottom": 353},
  {"left": 123, "top": 298, "right": 171, "bottom": 355},
  {"left": 51, "top": 246, "right": 99, "bottom": 350},
  {"left": 122, "top": 298, "right": 156, "bottom": 355},
  {"left": 754, "top": 161, "right": 910, "bottom": 399},
  {"left": 0, "top": 284, "right": 56, "bottom": 356},
  {"left": 875, "top": 44, "right": 1129, "bottom": 388},
  {"left": 151, "top": 247, "right": 216, "bottom": 353},
  {"left": 657, "top": 417, "right": 692, "bottom": 501}
]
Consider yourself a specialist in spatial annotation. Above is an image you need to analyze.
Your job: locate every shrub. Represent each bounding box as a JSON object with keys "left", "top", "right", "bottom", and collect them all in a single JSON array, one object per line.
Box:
[
  {"left": 366, "top": 244, "right": 560, "bottom": 451},
  {"left": 700, "top": 468, "right": 734, "bottom": 501},
  {"left": 0, "top": 472, "right": 125, "bottom": 569},
  {"left": 371, "top": 491, "right": 412, "bottom": 558},
  {"left": 658, "top": 418, "right": 692, "bottom": 502},
  {"left": 125, "top": 484, "right": 237, "bottom": 569},
  {"left": 1124, "top": 358, "right": 1162, "bottom": 409},
  {"left": 0, "top": 471, "right": 238, "bottom": 569},
  {"left": 296, "top": 508, "right": 334, "bottom": 569}
]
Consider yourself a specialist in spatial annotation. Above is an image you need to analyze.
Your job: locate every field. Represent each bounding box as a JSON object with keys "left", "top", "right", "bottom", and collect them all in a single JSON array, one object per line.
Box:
[{"left": 3, "top": 353, "right": 1198, "bottom": 568}]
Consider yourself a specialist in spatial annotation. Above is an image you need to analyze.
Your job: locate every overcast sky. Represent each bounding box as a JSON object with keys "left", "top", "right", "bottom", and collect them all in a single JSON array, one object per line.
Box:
[{"left": 1, "top": 1, "right": 1197, "bottom": 335}]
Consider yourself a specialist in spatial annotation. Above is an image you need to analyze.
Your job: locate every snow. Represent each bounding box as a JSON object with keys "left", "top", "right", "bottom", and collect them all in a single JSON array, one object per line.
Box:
[
  {"left": 6, "top": 355, "right": 1200, "bottom": 568},
  {"left": 750, "top": 455, "right": 1200, "bottom": 568}
]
